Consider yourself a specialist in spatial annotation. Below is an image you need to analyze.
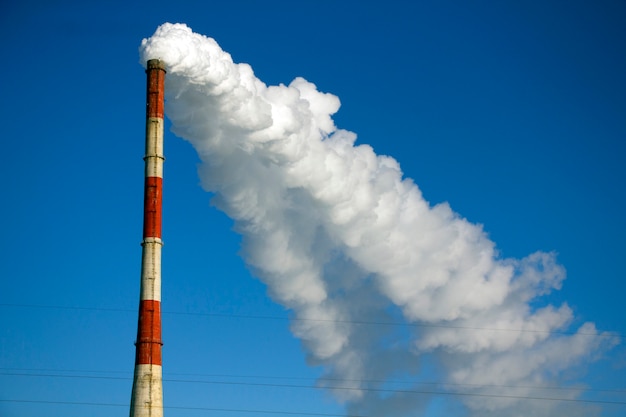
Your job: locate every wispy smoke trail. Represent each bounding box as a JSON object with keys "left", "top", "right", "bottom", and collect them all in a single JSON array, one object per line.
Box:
[{"left": 140, "top": 23, "right": 618, "bottom": 416}]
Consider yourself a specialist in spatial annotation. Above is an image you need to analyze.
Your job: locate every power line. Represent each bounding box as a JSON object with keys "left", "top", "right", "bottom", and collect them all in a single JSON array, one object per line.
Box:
[
  {"left": 1, "top": 371, "right": 624, "bottom": 405},
  {"left": 1, "top": 389, "right": 625, "bottom": 410},
  {"left": 0, "top": 399, "right": 361, "bottom": 417},
  {"left": 2, "top": 367, "right": 625, "bottom": 394},
  {"left": 0, "top": 302, "right": 619, "bottom": 339}
]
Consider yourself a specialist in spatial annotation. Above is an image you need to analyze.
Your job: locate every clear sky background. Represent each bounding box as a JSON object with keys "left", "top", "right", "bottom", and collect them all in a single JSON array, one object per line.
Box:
[{"left": 0, "top": 1, "right": 625, "bottom": 416}]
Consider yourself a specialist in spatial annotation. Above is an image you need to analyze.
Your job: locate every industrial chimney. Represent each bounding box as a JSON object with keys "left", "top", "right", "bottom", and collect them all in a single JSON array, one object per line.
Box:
[{"left": 130, "top": 59, "right": 166, "bottom": 417}]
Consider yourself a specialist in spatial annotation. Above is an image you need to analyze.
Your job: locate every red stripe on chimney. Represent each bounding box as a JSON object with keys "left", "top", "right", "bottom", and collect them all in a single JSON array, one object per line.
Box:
[
  {"left": 135, "top": 299, "right": 163, "bottom": 366},
  {"left": 143, "top": 176, "right": 162, "bottom": 239}
]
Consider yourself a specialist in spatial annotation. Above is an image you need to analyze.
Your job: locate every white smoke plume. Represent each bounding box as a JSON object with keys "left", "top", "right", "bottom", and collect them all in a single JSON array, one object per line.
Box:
[{"left": 139, "top": 23, "right": 618, "bottom": 416}]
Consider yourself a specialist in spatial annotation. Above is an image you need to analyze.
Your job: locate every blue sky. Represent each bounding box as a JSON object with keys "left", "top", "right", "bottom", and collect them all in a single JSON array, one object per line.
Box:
[{"left": 1, "top": 1, "right": 625, "bottom": 416}]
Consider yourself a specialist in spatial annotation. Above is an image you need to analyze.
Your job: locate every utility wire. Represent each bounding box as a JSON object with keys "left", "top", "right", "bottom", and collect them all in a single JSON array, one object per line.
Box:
[
  {"left": 2, "top": 367, "right": 626, "bottom": 394},
  {"left": 3, "top": 367, "right": 625, "bottom": 395},
  {"left": 0, "top": 399, "right": 362, "bottom": 417},
  {"left": 1, "top": 371, "right": 624, "bottom": 405},
  {"left": 0, "top": 302, "right": 620, "bottom": 339},
  {"left": 1, "top": 384, "right": 625, "bottom": 409}
]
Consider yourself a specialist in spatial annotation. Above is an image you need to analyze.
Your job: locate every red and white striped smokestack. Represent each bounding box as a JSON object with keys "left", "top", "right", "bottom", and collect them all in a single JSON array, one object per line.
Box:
[{"left": 130, "top": 59, "right": 166, "bottom": 417}]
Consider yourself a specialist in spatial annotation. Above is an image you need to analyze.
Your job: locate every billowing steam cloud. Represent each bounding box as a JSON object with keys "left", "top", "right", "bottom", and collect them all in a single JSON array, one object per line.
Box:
[{"left": 140, "top": 23, "right": 617, "bottom": 416}]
